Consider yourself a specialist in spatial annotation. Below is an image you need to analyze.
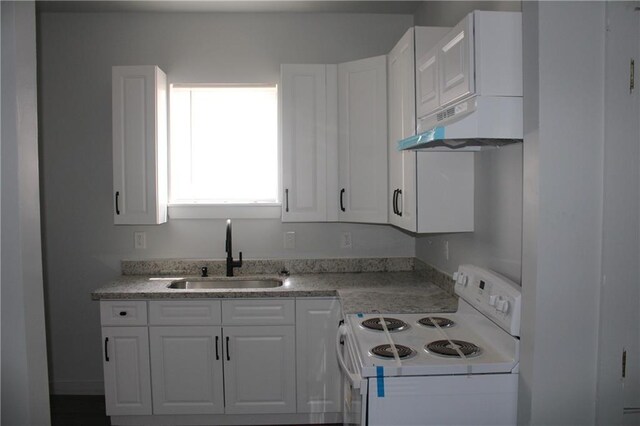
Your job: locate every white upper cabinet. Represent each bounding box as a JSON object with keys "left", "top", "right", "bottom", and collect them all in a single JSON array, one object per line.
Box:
[
  {"left": 417, "top": 11, "right": 522, "bottom": 121},
  {"left": 388, "top": 28, "right": 418, "bottom": 231},
  {"left": 280, "top": 64, "right": 338, "bottom": 222},
  {"left": 337, "top": 55, "right": 388, "bottom": 223},
  {"left": 112, "top": 65, "right": 168, "bottom": 225},
  {"left": 438, "top": 14, "right": 475, "bottom": 107}
]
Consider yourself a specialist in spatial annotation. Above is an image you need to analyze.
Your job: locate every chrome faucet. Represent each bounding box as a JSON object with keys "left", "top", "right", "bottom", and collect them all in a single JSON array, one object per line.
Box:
[{"left": 225, "top": 219, "right": 242, "bottom": 277}]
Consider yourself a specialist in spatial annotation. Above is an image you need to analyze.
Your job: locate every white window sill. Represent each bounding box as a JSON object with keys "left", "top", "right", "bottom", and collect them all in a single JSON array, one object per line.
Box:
[{"left": 168, "top": 203, "right": 282, "bottom": 220}]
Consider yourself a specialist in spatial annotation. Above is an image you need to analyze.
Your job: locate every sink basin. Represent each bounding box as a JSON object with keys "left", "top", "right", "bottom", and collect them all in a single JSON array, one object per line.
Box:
[{"left": 168, "top": 278, "right": 283, "bottom": 290}]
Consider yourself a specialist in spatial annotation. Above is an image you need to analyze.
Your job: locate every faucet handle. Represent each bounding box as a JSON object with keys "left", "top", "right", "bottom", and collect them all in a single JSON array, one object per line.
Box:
[{"left": 238, "top": 251, "right": 243, "bottom": 266}]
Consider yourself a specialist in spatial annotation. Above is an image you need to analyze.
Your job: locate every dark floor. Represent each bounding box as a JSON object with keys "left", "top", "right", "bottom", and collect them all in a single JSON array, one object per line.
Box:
[
  {"left": 50, "top": 395, "right": 110, "bottom": 426},
  {"left": 50, "top": 395, "right": 342, "bottom": 426}
]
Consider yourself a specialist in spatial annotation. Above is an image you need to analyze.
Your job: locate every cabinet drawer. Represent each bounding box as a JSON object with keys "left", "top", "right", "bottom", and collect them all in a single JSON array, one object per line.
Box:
[
  {"left": 100, "top": 301, "right": 147, "bottom": 326},
  {"left": 149, "top": 300, "right": 222, "bottom": 325},
  {"left": 222, "top": 299, "right": 295, "bottom": 325}
]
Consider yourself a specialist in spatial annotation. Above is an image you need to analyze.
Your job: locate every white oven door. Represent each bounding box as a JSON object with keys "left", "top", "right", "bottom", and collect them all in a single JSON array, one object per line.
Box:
[
  {"left": 337, "top": 324, "right": 367, "bottom": 426},
  {"left": 367, "top": 373, "right": 518, "bottom": 426}
]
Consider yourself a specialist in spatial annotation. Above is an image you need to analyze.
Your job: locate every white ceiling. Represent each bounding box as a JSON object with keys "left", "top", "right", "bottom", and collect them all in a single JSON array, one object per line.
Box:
[{"left": 36, "top": 1, "right": 423, "bottom": 14}]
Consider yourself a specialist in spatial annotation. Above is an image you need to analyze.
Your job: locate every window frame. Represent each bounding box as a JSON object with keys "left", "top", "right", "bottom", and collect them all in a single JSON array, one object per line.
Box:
[{"left": 167, "top": 83, "right": 281, "bottom": 220}]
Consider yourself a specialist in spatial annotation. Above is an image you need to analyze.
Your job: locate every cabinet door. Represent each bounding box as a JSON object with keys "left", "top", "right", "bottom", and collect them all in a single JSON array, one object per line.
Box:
[
  {"left": 439, "top": 14, "right": 475, "bottom": 107},
  {"left": 280, "top": 64, "right": 338, "bottom": 222},
  {"left": 416, "top": 44, "right": 440, "bottom": 118},
  {"left": 149, "top": 326, "right": 224, "bottom": 414},
  {"left": 388, "top": 29, "right": 418, "bottom": 232},
  {"left": 338, "top": 55, "right": 388, "bottom": 223},
  {"left": 296, "top": 298, "right": 341, "bottom": 414},
  {"left": 102, "top": 327, "right": 152, "bottom": 416},
  {"left": 112, "top": 65, "right": 168, "bottom": 225},
  {"left": 223, "top": 325, "right": 296, "bottom": 414}
]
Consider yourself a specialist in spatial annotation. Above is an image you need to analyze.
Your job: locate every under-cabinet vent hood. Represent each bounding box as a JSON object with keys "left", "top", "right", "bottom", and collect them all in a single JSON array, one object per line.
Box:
[{"left": 397, "top": 96, "right": 523, "bottom": 152}]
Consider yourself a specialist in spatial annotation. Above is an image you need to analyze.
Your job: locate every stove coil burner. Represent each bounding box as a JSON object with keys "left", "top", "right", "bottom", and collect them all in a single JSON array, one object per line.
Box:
[
  {"left": 425, "top": 340, "right": 481, "bottom": 358},
  {"left": 370, "top": 344, "right": 415, "bottom": 359},
  {"left": 361, "top": 317, "right": 408, "bottom": 332},
  {"left": 418, "top": 317, "right": 455, "bottom": 328}
]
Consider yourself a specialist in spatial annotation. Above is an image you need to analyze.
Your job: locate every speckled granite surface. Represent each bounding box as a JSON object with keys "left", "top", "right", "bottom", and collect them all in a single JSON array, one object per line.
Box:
[
  {"left": 121, "top": 257, "right": 415, "bottom": 276},
  {"left": 415, "top": 258, "right": 456, "bottom": 295},
  {"left": 92, "top": 271, "right": 458, "bottom": 314}
]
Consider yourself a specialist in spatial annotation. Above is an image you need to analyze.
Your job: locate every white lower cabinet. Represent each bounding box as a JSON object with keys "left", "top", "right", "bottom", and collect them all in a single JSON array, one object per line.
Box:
[
  {"left": 223, "top": 325, "right": 296, "bottom": 414},
  {"left": 101, "top": 298, "right": 341, "bottom": 423},
  {"left": 101, "top": 326, "right": 153, "bottom": 416},
  {"left": 149, "top": 326, "right": 224, "bottom": 414},
  {"left": 296, "top": 298, "right": 342, "bottom": 414}
]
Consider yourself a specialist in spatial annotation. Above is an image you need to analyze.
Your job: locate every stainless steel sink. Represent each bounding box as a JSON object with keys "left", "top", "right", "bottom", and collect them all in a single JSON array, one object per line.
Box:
[{"left": 168, "top": 278, "right": 283, "bottom": 290}]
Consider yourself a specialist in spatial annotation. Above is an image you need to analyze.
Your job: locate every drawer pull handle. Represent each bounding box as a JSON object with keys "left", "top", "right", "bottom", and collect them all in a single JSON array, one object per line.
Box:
[
  {"left": 119, "top": 311, "right": 127, "bottom": 316},
  {"left": 215, "top": 336, "right": 220, "bottom": 361},
  {"left": 226, "top": 336, "right": 230, "bottom": 361},
  {"left": 115, "top": 191, "right": 120, "bottom": 215},
  {"left": 340, "top": 189, "right": 346, "bottom": 212},
  {"left": 104, "top": 337, "right": 109, "bottom": 362}
]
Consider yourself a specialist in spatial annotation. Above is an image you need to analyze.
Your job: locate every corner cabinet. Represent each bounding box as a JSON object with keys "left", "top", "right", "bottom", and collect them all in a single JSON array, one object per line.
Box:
[
  {"left": 280, "top": 65, "right": 338, "bottom": 222},
  {"left": 100, "top": 298, "right": 339, "bottom": 425},
  {"left": 112, "top": 65, "right": 168, "bottom": 225},
  {"left": 280, "top": 56, "right": 388, "bottom": 224},
  {"left": 337, "top": 55, "right": 388, "bottom": 223},
  {"left": 388, "top": 26, "right": 474, "bottom": 233}
]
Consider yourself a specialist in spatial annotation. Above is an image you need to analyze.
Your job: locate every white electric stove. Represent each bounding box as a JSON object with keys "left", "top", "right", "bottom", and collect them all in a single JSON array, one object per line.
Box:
[{"left": 337, "top": 264, "right": 522, "bottom": 426}]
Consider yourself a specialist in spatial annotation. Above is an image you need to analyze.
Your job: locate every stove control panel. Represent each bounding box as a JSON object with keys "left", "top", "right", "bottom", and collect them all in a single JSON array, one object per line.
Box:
[{"left": 454, "top": 265, "right": 522, "bottom": 337}]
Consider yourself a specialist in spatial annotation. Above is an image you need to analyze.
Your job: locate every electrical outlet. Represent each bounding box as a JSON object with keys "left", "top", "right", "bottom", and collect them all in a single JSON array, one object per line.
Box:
[
  {"left": 134, "top": 231, "right": 146, "bottom": 249},
  {"left": 284, "top": 231, "right": 296, "bottom": 249},
  {"left": 444, "top": 240, "right": 449, "bottom": 260},
  {"left": 341, "top": 232, "right": 352, "bottom": 249}
]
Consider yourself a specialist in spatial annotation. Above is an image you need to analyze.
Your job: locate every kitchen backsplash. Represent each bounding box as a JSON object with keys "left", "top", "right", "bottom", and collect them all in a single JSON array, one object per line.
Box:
[
  {"left": 414, "top": 258, "right": 456, "bottom": 296},
  {"left": 121, "top": 257, "right": 415, "bottom": 276}
]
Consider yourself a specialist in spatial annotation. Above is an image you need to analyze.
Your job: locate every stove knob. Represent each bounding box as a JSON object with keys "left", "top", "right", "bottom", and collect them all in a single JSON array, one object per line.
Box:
[
  {"left": 496, "top": 299, "right": 510, "bottom": 314},
  {"left": 489, "top": 295, "right": 498, "bottom": 306}
]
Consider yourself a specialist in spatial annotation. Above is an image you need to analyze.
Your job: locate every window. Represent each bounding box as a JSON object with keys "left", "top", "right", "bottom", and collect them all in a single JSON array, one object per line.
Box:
[{"left": 169, "top": 85, "right": 278, "bottom": 207}]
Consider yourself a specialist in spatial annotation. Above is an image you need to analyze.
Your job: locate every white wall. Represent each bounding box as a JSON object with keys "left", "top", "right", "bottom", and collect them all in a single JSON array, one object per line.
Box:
[
  {"left": 37, "top": 11, "right": 415, "bottom": 393},
  {"left": 519, "top": 2, "right": 605, "bottom": 424},
  {"left": 415, "top": 144, "right": 523, "bottom": 283},
  {"left": 1, "top": 2, "right": 51, "bottom": 424}
]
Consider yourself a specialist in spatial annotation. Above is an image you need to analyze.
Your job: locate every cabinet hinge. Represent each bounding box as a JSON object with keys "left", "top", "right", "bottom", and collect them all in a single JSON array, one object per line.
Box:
[
  {"left": 622, "top": 348, "right": 627, "bottom": 379},
  {"left": 630, "top": 59, "right": 635, "bottom": 94}
]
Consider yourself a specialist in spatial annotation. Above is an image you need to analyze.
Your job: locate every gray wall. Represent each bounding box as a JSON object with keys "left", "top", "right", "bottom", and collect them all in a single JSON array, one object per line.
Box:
[
  {"left": 37, "top": 11, "right": 415, "bottom": 393},
  {"left": 414, "top": 0, "right": 521, "bottom": 26},
  {"left": 415, "top": 144, "right": 523, "bottom": 283},
  {"left": 1, "top": 2, "right": 51, "bottom": 424}
]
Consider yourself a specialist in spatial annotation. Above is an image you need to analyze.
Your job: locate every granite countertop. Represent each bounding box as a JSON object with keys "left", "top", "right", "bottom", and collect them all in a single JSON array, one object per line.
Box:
[{"left": 92, "top": 271, "right": 458, "bottom": 314}]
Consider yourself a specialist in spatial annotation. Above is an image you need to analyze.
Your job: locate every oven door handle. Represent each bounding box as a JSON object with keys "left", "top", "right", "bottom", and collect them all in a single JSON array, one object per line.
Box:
[{"left": 336, "top": 324, "right": 361, "bottom": 389}]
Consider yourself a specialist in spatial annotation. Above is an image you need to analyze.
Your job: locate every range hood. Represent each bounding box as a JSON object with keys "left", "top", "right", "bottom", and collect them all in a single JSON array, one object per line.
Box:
[{"left": 397, "top": 95, "right": 523, "bottom": 152}]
